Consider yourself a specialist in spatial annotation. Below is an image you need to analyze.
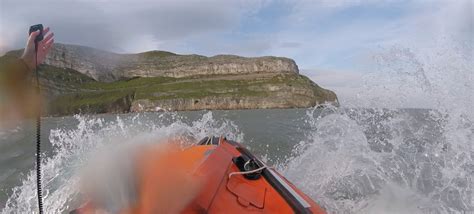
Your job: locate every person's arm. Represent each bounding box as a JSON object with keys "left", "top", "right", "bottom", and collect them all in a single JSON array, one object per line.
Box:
[
  {"left": 0, "top": 27, "right": 54, "bottom": 83},
  {"left": 0, "top": 27, "right": 54, "bottom": 126}
]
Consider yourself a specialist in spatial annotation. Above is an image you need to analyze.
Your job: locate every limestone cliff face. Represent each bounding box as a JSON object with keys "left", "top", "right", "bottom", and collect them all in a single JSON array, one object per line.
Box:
[
  {"left": 45, "top": 44, "right": 122, "bottom": 81},
  {"left": 120, "top": 54, "right": 299, "bottom": 79},
  {"left": 44, "top": 44, "right": 299, "bottom": 82}
]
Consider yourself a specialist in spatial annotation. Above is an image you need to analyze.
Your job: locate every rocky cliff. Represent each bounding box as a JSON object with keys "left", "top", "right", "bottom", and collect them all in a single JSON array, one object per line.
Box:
[
  {"left": 3, "top": 43, "right": 338, "bottom": 115},
  {"left": 45, "top": 44, "right": 122, "bottom": 81},
  {"left": 43, "top": 44, "right": 299, "bottom": 82}
]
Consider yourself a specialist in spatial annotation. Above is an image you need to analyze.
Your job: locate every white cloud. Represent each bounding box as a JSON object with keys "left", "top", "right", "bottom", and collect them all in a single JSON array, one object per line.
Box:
[{"left": 0, "top": 0, "right": 264, "bottom": 54}]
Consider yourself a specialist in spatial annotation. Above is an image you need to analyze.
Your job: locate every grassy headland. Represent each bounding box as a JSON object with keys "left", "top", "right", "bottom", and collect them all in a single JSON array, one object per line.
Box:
[{"left": 1, "top": 44, "right": 338, "bottom": 116}]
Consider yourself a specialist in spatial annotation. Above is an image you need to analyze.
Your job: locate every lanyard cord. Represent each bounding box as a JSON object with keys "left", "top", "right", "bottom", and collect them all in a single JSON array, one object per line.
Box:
[{"left": 34, "top": 42, "right": 44, "bottom": 214}]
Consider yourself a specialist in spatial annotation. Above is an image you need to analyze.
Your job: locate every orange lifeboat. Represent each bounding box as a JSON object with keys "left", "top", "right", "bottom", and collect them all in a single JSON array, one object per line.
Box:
[{"left": 72, "top": 137, "right": 326, "bottom": 214}]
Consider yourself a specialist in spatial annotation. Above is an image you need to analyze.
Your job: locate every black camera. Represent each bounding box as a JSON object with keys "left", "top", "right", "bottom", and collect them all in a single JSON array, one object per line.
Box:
[{"left": 29, "top": 24, "right": 44, "bottom": 43}]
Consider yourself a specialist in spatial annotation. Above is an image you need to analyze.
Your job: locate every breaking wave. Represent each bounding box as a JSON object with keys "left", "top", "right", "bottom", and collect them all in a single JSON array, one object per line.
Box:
[{"left": 284, "top": 42, "right": 473, "bottom": 213}]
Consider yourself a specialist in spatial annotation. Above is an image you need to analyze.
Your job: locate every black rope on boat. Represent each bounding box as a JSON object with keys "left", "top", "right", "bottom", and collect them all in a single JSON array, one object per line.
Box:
[{"left": 34, "top": 41, "right": 44, "bottom": 214}]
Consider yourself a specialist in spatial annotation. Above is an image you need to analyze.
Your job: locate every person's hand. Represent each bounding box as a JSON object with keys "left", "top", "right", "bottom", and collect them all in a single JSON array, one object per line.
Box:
[{"left": 20, "top": 27, "right": 54, "bottom": 70}]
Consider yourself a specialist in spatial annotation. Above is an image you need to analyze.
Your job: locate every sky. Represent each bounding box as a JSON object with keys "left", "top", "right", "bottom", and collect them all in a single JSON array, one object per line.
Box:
[{"left": 0, "top": 0, "right": 472, "bottom": 107}]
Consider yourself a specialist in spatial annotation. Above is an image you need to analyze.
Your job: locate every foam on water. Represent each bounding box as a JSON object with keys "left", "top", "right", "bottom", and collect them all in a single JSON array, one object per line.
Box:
[
  {"left": 2, "top": 112, "right": 243, "bottom": 213},
  {"left": 284, "top": 107, "right": 472, "bottom": 213},
  {"left": 283, "top": 40, "right": 473, "bottom": 213}
]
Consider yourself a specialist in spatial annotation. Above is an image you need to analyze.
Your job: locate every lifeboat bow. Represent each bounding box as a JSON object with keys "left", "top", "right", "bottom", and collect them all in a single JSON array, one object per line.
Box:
[{"left": 71, "top": 136, "right": 326, "bottom": 214}]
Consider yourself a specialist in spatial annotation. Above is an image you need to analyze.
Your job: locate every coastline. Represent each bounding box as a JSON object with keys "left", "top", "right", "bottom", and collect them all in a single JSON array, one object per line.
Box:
[{"left": 2, "top": 44, "right": 339, "bottom": 117}]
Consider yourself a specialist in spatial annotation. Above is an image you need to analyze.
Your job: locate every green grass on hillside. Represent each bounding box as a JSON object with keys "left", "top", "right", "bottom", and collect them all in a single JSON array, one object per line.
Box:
[
  {"left": 78, "top": 74, "right": 317, "bottom": 101},
  {"left": 80, "top": 75, "right": 272, "bottom": 100},
  {"left": 49, "top": 90, "right": 134, "bottom": 115},
  {"left": 138, "top": 51, "right": 178, "bottom": 58},
  {"left": 39, "top": 64, "right": 95, "bottom": 85}
]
